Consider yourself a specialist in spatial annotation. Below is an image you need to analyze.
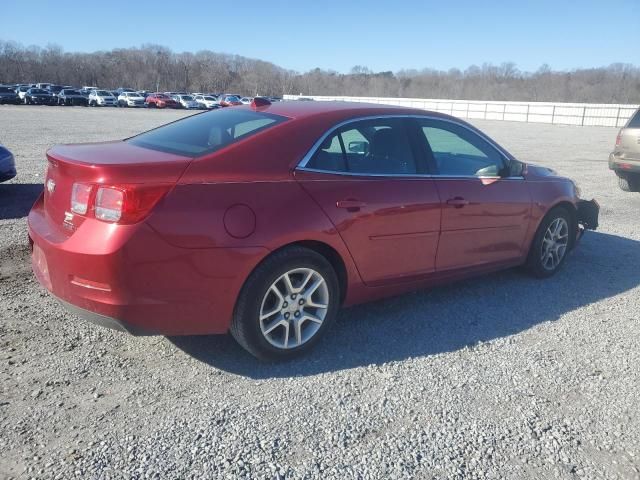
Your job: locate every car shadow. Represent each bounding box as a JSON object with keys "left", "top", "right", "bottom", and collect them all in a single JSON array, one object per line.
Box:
[
  {"left": 173, "top": 230, "right": 638, "bottom": 379},
  {"left": 0, "top": 183, "right": 43, "bottom": 220}
]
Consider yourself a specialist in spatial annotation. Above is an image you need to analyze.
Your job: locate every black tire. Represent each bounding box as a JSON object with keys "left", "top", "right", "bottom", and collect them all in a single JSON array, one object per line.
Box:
[
  {"left": 230, "top": 246, "right": 340, "bottom": 361},
  {"left": 618, "top": 174, "right": 640, "bottom": 193},
  {"left": 526, "top": 206, "right": 575, "bottom": 278}
]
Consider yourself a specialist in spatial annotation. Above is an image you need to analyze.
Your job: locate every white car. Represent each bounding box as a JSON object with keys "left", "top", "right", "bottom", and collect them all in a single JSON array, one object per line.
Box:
[
  {"left": 117, "top": 92, "right": 146, "bottom": 108},
  {"left": 175, "top": 94, "right": 201, "bottom": 110},
  {"left": 240, "top": 97, "right": 253, "bottom": 104},
  {"left": 89, "top": 90, "right": 117, "bottom": 107},
  {"left": 194, "top": 95, "right": 220, "bottom": 109}
]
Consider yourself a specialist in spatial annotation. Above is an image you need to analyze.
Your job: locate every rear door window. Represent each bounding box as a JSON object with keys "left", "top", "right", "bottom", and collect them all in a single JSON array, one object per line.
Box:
[
  {"left": 306, "top": 118, "right": 418, "bottom": 175},
  {"left": 127, "top": 109, "right": 288, "bottom": 157},
  {"left": 627, "top": 109, "right": 640, "bottom": 128}
]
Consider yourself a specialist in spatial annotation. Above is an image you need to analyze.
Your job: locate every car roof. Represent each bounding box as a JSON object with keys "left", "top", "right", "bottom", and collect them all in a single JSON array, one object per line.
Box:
[{"left": 238, "top": 100, "right": 455, "bottom": 123}]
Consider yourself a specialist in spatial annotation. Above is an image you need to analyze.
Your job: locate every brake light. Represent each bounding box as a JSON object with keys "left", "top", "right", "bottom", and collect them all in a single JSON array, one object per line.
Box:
[
  {"left": 71, "top": 183, "right": 92, "bottom": 214},
  {"left": 615, "top": 130, "right": 622, "bottom": 146},
  {"left": 70, "top": 183, "right": 171, "bottom": 224}
]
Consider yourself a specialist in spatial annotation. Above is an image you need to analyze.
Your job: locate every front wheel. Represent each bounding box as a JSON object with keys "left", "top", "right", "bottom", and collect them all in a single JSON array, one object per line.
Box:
[
  {"left": 526, "top": 206, "right": 574, "bottom": 278},
  {"left": 231, "top": 247, "right": 340, "bottom": 361}
]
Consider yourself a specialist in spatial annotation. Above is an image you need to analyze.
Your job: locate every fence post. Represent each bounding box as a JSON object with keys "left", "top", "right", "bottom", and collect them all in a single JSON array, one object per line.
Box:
[
  {"left": 616, "top": 107, "right": 621, "bottom": 127},
  {"left": 483, "top": 102, "right": 487, "bottom": 120},
  {"left": 526, "top": 104, "right": 530, "bottom": 123},
  {"left": 581, "top": 106, "right": 586, "bottom": 126},
  {"left": 551, "top": 105, "right": 556, "bottom": 125}
]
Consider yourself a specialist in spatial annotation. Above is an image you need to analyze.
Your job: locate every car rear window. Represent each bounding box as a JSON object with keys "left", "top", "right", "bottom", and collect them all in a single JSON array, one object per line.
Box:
[
  {"left": 127, "top": 109, "right": 288, "bottom": 157},
  {"left": 627, "top": 109, "right": 640, "bottom": 129}
]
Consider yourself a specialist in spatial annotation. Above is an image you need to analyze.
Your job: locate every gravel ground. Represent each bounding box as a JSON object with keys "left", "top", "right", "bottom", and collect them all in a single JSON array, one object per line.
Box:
[{"left": 1, "top": 105, "right": 639, "bottom": 480}]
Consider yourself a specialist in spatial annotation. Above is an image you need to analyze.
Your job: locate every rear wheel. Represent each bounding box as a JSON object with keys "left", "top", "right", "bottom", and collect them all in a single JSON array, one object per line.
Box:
[
  {"left": 618, "top": 173, "right": 640, "bottom": 192},
  {"left": 231, "top": 246, "right": 340, "bottom": 361},
  {"left": 526, "top": 206, "right": 574, "bottom": 278}
]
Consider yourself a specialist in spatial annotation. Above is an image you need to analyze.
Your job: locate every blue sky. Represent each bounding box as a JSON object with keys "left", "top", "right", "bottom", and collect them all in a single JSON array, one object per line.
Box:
[{"left": 2, "top": 0, "right": 638, "bottom": 73}]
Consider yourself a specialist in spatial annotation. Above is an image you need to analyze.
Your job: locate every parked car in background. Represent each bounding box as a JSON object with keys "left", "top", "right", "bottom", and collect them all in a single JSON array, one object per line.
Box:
[
  {"left": 218, "top": 94, "right": 243, "bottom": 107},
  {"left": 46, "top": 85, "right": 64, "bottom": 99},
  {"left": 0, "top": 145, "right": 16, "bottom": 182},
  {"left": 174, "top": 94, "right": 201, "bottom": 109},
  {"left": 145, "top": 93, "right": 179, "bottom": 109},
  {"left": 15, "top": 85, "right": 30, "bottom": 101},
  {"left": 610, "top": 107, "right": 640, "bottom": 193},
  {"left": 194, "top": 95, "right": 220, "bottom": 109},
  {"left": 28, "top": 101, "right": 599, "bottom": 361},
  {"left": 117, "top": 91, "right": 146, "bottom": 108},
  {"left": 0, "top": 86, "right": 20, "bottom": 104},
  {"left": 57, "top": 89, "right": 89, "bottom": 106},
  {"left": 240, "top": 97, "right": 253, "bottom": 105},
  {"left": 82, "top": 86, "right": 98, "bottom": 91},
  {"left": 36, "top": 83, "right": 52, "bottom": 90},
  {"left": 24, "top": 88, "right": 56, "bottom": 105},
  {"left": 88, "top": 90, "right": 118, "bottom": 107},
  {"left": 115, "top": 88, "right": 136, "bottom": 95}
]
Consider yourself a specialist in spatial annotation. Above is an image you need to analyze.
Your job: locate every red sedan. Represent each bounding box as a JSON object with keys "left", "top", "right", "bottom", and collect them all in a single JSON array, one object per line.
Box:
[
  {"left": 144, "top": 93, "right": 179, "bottom": 109},
  {"left": 218, "top": 94, "right": 243, "bottom": 107},
  {"left": 28, "top": 100, "right": 599, "bottom": 360}
]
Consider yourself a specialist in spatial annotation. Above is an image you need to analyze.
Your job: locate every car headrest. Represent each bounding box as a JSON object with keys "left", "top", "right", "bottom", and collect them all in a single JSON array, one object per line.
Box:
[{"left": 370, "top": 128, "right": 396, "bottom": 158}]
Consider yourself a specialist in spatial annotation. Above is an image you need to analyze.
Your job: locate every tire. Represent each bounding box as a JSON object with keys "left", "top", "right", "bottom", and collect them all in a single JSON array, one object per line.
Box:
[
  {"left": 230, "top": 246, "right": 340, "bottom": 361},
  {"left": 618, "top": 174, "right": 640, "bottom": 192},
  {"left": 526, "top": 206, "right": 575, "bottom": 278}
]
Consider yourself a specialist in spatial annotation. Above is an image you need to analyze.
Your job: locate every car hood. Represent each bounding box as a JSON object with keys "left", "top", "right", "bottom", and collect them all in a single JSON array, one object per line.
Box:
[{"left": 524, "top": 163, "right": 570, "bottom": 181}]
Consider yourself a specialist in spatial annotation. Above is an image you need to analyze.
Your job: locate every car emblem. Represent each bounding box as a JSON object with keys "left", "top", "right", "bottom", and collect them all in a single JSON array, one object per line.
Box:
[{"left": 46, "top": 179, "right": 56, "bottom": 194}]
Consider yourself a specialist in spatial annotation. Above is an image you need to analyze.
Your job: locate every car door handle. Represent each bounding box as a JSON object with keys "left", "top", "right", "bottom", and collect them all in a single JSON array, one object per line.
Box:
[
  {"left": 336, "top": 199, "right": 367, "bottom": 212},
  {"left": 446, "top": 197, "right": 469, "bottom": 208}
]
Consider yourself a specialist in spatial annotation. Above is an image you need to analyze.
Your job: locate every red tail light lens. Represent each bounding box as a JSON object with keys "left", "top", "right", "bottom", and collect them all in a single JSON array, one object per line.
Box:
[
  {"left": 615, "top": 130, "right": 622, "bottom": 146},
  {"left": 70, "top": 183, "right": 171, "bottom": 224},
  {"left": 95, "top": 185, "right": 171, "bottom": 224},
  {"left": 71, "top": 183, "right": 92, "bottom": 214},
  {"left": 95, "top": 187, "right": 124, "bottom": 222}
]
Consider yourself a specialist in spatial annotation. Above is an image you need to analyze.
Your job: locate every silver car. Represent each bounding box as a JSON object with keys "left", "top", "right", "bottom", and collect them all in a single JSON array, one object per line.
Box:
[{"left": 610, "top": 107, "right": 640, "bottom": 192}]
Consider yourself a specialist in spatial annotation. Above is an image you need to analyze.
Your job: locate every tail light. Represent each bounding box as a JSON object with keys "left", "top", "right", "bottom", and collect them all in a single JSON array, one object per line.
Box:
[
  {"left": 615, "top": 130, "right": 622, "bottom": 146},
  {"left": 71, "top": 183, "right": 171, "bottom": 224},
  {"left": 71, "top": 183, "right": 92, "bottom": 214}
]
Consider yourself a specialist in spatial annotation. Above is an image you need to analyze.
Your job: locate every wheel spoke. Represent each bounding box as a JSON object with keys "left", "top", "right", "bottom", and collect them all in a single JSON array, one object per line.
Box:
[
  {"left": 306, "top": 298, "right": 328, "bottom": 309},
  {"left": 301, "top": 312, "right": 323, "bottom": 325},
  {"left": 293, "top": 319, "right": 303, "bottom": 346},
  {"left": 282, "top": 273, "right": 296, "bottom": 295},
  {"left": 262, "top": 316, "right": 286, "bottom": 335},
  {"left": 304, "top": 277, "right": 325, "bottom": 297}
]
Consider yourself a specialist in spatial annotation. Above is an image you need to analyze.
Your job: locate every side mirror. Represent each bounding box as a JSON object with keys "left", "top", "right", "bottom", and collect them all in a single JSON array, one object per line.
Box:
[
  {"left": 508, "top": 159, "right": 525, "bottom": 177},
  {"left": 348, "top": 141, "right": 368, "bottom": 154}
]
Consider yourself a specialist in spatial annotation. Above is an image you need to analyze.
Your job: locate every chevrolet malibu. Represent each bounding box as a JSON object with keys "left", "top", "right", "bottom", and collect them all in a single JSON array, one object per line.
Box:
[{"left": 28, "top": 100, "right": 599, "bottom": 360}]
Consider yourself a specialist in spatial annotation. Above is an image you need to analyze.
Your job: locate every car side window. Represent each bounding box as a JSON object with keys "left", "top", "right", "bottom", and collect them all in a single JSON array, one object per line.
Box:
[
  {"left": 306, "top": 118, "right": 417, "bottom": 175},
  {"left": 417, "top": 119, "right": 507, "bottom": 177}
]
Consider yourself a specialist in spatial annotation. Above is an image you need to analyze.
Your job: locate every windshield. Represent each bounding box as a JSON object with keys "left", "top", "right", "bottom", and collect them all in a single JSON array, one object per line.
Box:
[
  {"left": 96, "top": 90, "right": 111, "bottom": 96},
  {"left": 225, "top": 96, "right": 240, "bottom": 102},
  {"left": 203, "top": 96, "right": 216, "bottom": 101},
  {"left": 30, "top": 89, "right": 48, "bottom": 94},
  {"left": 127, "top": 109, "right": 288, "bottom": 157},
  {"left": 64, "top": 90, "right": 80, "bottom": 95},
  {"left": 181, "top": 96, "right": 194, "bottom": 101}
]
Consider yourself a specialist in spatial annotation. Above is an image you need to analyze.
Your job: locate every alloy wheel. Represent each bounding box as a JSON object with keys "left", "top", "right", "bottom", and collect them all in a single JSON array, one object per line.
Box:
[
  {"left": 259, "top": 268, "right": 330, "bottom": 349},
  {"left": 540, "top": 217, "right": 569, "bottom": 271}
]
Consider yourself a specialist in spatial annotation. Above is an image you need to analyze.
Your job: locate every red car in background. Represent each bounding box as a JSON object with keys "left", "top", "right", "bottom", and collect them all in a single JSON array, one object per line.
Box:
[
  {"left": 28, "top": 100, "right": 599, "bottom": 360},
  {"left": 218, "top": 94, "right": 243, "bottom": 107},
  {"left": 145, "top": 93, "right": 179, "bottom": 109}
]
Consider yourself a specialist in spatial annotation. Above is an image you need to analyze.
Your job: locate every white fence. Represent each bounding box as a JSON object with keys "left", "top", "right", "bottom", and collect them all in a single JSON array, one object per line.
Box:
[{"left": 283, "top": 95, "right": 638, "bottom": 128}]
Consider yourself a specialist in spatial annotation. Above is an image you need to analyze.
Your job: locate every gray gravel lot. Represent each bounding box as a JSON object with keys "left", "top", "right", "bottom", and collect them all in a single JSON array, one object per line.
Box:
[{"left": 1, "top": 105, "right": 639, "bottom": 479}]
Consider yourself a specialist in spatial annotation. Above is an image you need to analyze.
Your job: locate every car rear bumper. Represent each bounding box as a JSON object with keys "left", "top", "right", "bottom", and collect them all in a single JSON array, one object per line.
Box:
[
  {"left": 609, "top": 153, "right": 640, "bottom": 173},
  {"left": 28, "top": 194, "right": 268, "bottom": 336}
]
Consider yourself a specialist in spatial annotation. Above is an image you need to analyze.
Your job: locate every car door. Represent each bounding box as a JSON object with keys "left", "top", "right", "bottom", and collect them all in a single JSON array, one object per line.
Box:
[
  {"left": 295, "top": 117, "right": 442, "bottom": 286},
  {"left": 414, "top": 117, "right": 531, "bottom": 271}
]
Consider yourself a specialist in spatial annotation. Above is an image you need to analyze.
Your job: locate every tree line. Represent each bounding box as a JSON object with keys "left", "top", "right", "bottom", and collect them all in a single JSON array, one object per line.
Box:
[{"left": 1, "top": 41, "right": 638, "bottom": 104}]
